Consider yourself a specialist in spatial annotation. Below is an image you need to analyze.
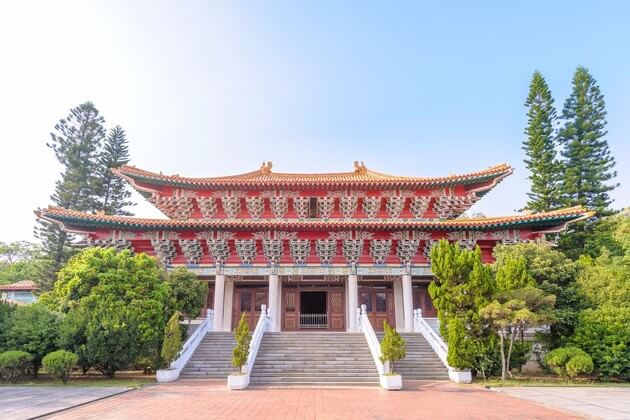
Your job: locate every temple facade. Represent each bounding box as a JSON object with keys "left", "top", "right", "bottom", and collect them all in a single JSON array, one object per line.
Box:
[{"left": 38, "top": 162, "right": 588, "bottom": 334}]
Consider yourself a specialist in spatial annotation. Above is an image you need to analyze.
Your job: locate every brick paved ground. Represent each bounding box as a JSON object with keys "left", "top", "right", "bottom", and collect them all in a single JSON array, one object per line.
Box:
[{"left": 42, "top": 380, "right": 578, "bottom": 420}]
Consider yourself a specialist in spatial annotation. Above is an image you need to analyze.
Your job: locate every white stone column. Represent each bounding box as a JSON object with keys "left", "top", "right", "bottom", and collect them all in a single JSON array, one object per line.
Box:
[
  {"left": 347, "top": 273, "right": 358, "bottom": 332},
  {"left": 393, "top": 277, "right": 404, "bottom": 331},
  {"left": 275, "top": 277, "right": 282, "bottom": 332},
  {"left": 213, "top": 273, "right": 225, "bottom": 332},
  {"left": 222, "top": 278, "right": 234, "bottom": 332},
  {"left": 268, "top": 273, "right": 279, "bottom": 332},
  {"left": 402, "top": 273, "right": 413, "bottom": 332}
]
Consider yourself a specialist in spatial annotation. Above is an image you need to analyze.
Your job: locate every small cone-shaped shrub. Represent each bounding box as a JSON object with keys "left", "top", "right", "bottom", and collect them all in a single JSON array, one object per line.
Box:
[
  {"left": 161, "top": 311, "right": 183, "bottom": 368},
  {"left": 379, "top": 321, "right": 406, "bottom": 374},
  {"left": 232, "top": 313, "right": 251, "bottom": 373}
]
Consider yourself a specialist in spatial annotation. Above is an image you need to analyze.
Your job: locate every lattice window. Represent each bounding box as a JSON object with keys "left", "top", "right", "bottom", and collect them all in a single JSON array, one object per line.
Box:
[
  {"left": 339, "top": 196, "right": 358, "bottom": 219},
  {"left": 235, "top": 239, "right": 257, "bottom": 264},
  {"left": 433, "top": 194, "right": 478, "bottom": 218},
  {"left": 86, "top": 238, "right": 133, "bottom": 253},
  {"left": 196, "top": 197, "right": 217, "bottom": 219},
  {"left": 293, "top": 197, "right": 310, "bottom": 219},
  {"left": 289, "top": 239, "right": 310, "bottom": 264},
  {"left": 362, "top": 197, "right": 381, "bottom": 218},
  {"left": 396, "top": 239, "right": 419, "bottom": 264},
  {"left": 270, "top": 196, "right": 288, "bottom": 219},
  {"left": 150, "top": 239, "right": 177, "bottom": 265},
  {"left": 342, "top": 239, "right": 364, "bottom": 264},
  {"left": 149, "top": 196, "right": 193, "bottom": 219},
  {"left": 179, "top": 239, "right": 203, "bottom": 264},
  {"left": 410, "top": 196, "right": 431, "bottom": 218},
  {"left": 207, "top": 239, "right": 230, "bottom": 264},
  {"left": 386, "top": 196, "right": 406, "bottom": 219},
  {"left": 221, "top": 196, "right": 241, "bottom": 219},
  {"left": 317, "top": 197, "right": 335, "bottom": 220},
  {"left": 370, "top": 240, "right": 392, "bottom": 264},
  {"left": 246, "top": 197, "right": 265, "bottom": 219},
  {"left": 315, "top": 239, "right": 337, "bottom": 264},
  {"left": 263, "top": 239, "right": 283, "bottom": 264}
]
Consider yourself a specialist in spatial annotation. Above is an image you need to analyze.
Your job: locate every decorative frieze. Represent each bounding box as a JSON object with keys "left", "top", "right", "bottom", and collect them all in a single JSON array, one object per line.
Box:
[
  {"left": 151, "top": 239, "right": 177, "bottom": 265},
  {"left": 315, "top": 239, "right": 337, "bottom": 264},
  {"left": 263, "top": 239, "right": 283, "bottom": 264},
  {"left": 396, "top": 239, "right": 420, "bottom": 264},
  {"left": 342, "top": 239, "right": 364, "bottom": 264},
  {"left": 245, "top": 197, "right": 265, "bottom": 219},
  {"left": 362, "top": 197, "right": 381, "bottom": 218},
  {"left": 410, "top": 196, "right": 431, "bottom": 218},
  {"left": 86, "top": 238, "right": 133, "bottom": 252},
  {"left": 370, "top": 239, "right": 392, "bottom": 264},
  {"left": 196, "top": 197, "right": 217, "bottom": 219},
  {"left": 149, "top": 196, "right": 193, "bottom": 219},
  {"left": 317, "top": 197, "right": 335, "bottom": 220},
  {"left": 207, "top": 239, "right": 230, "bottom": 264},
  {"left": 339, "top": 196, "right": 358, "bottom": 219},
  {"left": 221, "top": 196, "right": 241, "bottom": 219},
  {"left": 293, "top": 197, "right": 310, "bottom": 219},
  {"left": 433, "top": 194, "right": 478, "bottom": 218},
  {"left": 179, "top": 239, "right": 203, "bottom": 264},
  {"left": 386, "top": 196, "right": 406, "bottom": 219},
  {"left": 289, "top": 239, "right": 311, "bottom": 264},
  {"left": 235, "top": 239, "right": 257, "bottom": 264},
  {"left": 270, "top": 196, "right": 288, "bottom": 219}
]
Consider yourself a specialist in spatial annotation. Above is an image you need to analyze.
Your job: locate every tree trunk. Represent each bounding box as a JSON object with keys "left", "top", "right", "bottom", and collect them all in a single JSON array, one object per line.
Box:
[
  {"left": 499, "top": 331, "right": 506, "bottom": 381},
  {"left": 506, "top": 328, "right": 518, "bottom": 378}
]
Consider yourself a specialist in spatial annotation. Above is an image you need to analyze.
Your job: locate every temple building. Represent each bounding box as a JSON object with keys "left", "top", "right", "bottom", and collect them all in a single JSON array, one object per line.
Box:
[{"left": 38, "top": 161, "right": 588, "bottom": 335}]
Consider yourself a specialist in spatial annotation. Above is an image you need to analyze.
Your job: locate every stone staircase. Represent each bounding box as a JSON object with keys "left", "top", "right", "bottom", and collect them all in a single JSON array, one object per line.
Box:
[
  {"left": 250, "top": 332, "right": 379, "bottom": 386},
  {"left": 179, "top": 332, "right": 235, "bottom": 378},
  {"left": 377, "top": 332, "right": 449, "bottom": 380}
]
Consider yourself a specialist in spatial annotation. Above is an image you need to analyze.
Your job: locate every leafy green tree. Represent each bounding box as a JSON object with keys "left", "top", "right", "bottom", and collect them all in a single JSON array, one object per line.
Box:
[
  {"left": 161, "top": 311, "right": 183, "bottom": 367},
  {"left": 35, "top": 102, "right": 107, "bottom": 288},
  {"left": 232, "top": 313, "right": 250, "bottom": 373},
  {"left": 0, "top": 304, "right": 60, "bottom": 376},
  {"left": 379, "top": 321, "right": 406, "bottom": 374},
  {"left": 0, "top": 242, "right": 51, "bottom": 286},
  {"left": 0, "top": 351, "right": 33, "bottom": 383},
  {"left": 42, "top": 350, "right": 78, "bottom": 384},
  {"left": 577, "top": 252, "right": 630, "bottom": 309},
  {"left": 523, "top": 71, "right": 562, "bottom": 211},
  {"left": 495, "top": 255, "right": 535, "bottom": 292},
  {"left": 97, "top": 126, "right": 134, "bottom": 215},
  {"left": 167, "top": 268, "right": 209, "bottom": 321}
]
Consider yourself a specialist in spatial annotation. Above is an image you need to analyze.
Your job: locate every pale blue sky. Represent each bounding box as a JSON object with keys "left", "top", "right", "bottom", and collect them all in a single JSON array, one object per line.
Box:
[{"left": 0, "top": 1, "right": 628, "bottom": 241}]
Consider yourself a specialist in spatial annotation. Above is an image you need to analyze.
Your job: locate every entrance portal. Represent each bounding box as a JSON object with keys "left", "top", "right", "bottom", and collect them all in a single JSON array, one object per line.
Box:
[{"left": 300, "top": 291, "right": 327, "bottom": 329}]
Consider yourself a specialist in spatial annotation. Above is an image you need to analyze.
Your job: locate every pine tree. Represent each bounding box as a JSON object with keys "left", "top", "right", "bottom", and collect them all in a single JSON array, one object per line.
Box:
[
  {"left": 557, "top": 67, "right": 618, "bottom": 213},
  {"left": 523, "top": 71, "right": 562, "bottom": 212},
  {"left": 98, "top": 126, "right": 134, "bottom": 215},
  {"left": 35, "top": 102, "right": 106, "bottom": 288}
]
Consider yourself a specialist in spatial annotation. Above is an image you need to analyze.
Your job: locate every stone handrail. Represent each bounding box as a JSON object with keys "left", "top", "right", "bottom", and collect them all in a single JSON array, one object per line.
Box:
[
  {"left": 170, "top": 309, "right": 214, "bottom": 373},
  {"left": 244, "top": 305, "right": 269, "bottom": 374},
  {"left": 413, "top": 309, "right": 449, "bottom": 368},
  {"left": 358, "top": 304, "right": 386, "bottom": 375}
]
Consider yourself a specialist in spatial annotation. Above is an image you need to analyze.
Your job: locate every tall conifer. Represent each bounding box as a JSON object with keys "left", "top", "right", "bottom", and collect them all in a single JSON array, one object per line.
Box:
[
  {"left": 523, "top": 71, "right": 562, "bottom": 212},
  {"left": 98, "top": 126, "right": 134, "bottom": 215}
]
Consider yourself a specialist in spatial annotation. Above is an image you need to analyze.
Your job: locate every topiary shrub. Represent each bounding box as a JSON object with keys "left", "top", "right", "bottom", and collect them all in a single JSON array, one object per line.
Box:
[
  {"left": 161, "top": 311, "right": 183, "bottom": 368},
  {"left": 0, "top": 351, "right": 33, "bottom": 383},
  {"left": 232, "top": 313, "right": 250, "bottom": 373},
  {"left": 42, "top": 350, "right": 78, "bottom": 384},
  {"left": 379, "top": 321, "right": 406, "bottom": 374},
  {"left": 545, "top": 347, "right": 593, "bottom": 379}
]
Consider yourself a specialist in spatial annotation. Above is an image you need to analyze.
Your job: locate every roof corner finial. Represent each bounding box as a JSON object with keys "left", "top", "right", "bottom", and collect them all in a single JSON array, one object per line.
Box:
[
  {"left": 354, "top": 161, "right": 367, "bottom": 175},
  {"left": 260, "top": 161, "right": 273, "bottom": 175}
]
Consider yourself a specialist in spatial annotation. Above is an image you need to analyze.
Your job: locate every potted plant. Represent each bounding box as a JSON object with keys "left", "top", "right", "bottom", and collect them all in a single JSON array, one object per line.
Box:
[
  {"left": 379, "top": 321, "right": 406, "bottom": 390},
  {"left": 157, "top": 311, "right": 182, "bottom": 383},
  {"left": 228, "top": 313, "right": 251, "bottom": 390}
]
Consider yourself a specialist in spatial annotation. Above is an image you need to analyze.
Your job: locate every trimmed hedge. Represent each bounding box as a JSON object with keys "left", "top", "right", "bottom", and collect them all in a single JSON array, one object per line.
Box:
[
  {"left": 545, "top": 347, "right": 593, "bottom": 379},
  {"left": 0, "top": 351, "right": 33, "bottom": 383},
  {"left": 42, "top": 350, "right": 78, "bottom": 384}
]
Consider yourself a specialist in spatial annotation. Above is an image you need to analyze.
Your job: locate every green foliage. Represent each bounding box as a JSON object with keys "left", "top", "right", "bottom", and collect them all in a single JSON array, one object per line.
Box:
[
  {"left": 577, "top": 252, "right": 630, "bottom": 309},
  {"left": 571, "top": 305, "right": 630, "bottom": 380},
  {"left": 232, "top": 314, "right": 250, "bottom": 372},
  {"left": 161, "top": 312, "right": 183, "bottom": 367},
  {"left": 445, "top": 317, "right": 475, "bottom": 369},
  {"left": 42, "top": 350, "right": 78, "bottom": 384},
  {"left": 495, "top": 255, "right": 535, "bottom": 292},
  {"left": 0, "top": 304, "right": 60, "bottom": 376},
  {"left": 0, "top": 241, "right": 51, "bottom": 287},
  {"left": 522, "top": 71, "right": 562, "bottom": 212},
  {"left": 97, "top": 126, "right": 134, "bottom": 215},
  {"left": 0, "top": 351, "right": 33, "bottom": 383},
  {"left": 379, "top": 321, "right": 406, "bottom": 374},
  {"left": 545, "top": 347, "right": 593, "bottom": 379},
  {"left": 167, "top": 268, "right": 209, "bottom": 320}
]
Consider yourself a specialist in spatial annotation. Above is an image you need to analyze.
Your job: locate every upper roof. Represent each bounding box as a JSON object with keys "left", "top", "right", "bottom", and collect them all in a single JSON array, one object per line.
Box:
[
  {"left": 113, "top": 162, "right": 513, "bottom": 191},
  {"left": 0, "top": 280, "right": 38, "bottom": 291},
  {"left": 37, "top": 206, "right": 591, "bottom": 232}
]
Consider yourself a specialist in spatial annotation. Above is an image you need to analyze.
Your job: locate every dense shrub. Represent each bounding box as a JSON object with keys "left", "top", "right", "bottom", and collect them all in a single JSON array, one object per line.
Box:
[
  {"left": 42, "top": 350, "right": 78, "bottom": 384},
  {"left": 0, "top": 351, "right": 33, "bottom": 383},
  {"left": 161, "top": 311, "right": 183, "bottom": 367},
  {"left": 571, "top": 305, "right": 630, "bottom": 380},
  {"left": 232, "top": 314, "right": 250, "bottom": 373},
  {"left": 379, "top": 321, "right": 406, "bottom": 374},
  {"left": 545, "top": 347, "right": 593, "bottom": 378}
]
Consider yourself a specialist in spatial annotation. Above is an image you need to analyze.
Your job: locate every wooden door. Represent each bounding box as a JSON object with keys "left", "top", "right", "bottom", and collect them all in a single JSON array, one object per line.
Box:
[
  {"left": 328, "top": 288, "right": 345, "bottom": 331},
  {"left": 359, "top": 288, "right": 395, "bottom": 331},
  {"left": 413, "top": 284, "right": 437, "bottom": 317},
  {"left": 282, "top": 288, "right": 299, "bottom": 331},
  {"left": 233, "top": 288, "right": 268, "bottom": 330}
]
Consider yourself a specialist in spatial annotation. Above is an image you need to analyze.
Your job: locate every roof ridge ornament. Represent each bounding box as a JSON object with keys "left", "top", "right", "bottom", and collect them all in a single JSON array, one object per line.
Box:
[
  {"left": 353, "top": 161, "right": 367, "bottom": 175},
  {"left": 260, "top": 161, "right": 273, "bottom": 175}
]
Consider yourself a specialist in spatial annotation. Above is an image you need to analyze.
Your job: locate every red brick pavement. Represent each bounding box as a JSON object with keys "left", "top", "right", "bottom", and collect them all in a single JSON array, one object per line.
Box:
[{"left": 44, "top": 380, "right": 579, "bottom": 420}]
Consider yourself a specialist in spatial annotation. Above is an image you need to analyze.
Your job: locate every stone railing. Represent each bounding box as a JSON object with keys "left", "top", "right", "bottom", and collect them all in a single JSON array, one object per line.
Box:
[
  {"left": 244, "top": 305, "right": 269, "bottom": 374},
  {"left": 170, "top": 309, "right": 214, "bottom": 374},
  {"left": 358, "top": 304, "right": 386, "bottom": 375}
]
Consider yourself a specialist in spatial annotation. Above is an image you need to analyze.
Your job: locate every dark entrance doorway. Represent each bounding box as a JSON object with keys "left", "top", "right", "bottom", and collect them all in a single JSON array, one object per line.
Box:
[{"left": 300, "top": 291, "right": 327, "bottom": 329}]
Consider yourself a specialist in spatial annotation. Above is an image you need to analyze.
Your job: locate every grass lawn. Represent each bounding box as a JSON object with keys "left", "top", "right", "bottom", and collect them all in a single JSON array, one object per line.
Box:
[
  {"left": 475, "top": 375, "right": 630, "bottom": 388},
  {"left": 0, "top": 370, "right": 156, "bottom": 388}
]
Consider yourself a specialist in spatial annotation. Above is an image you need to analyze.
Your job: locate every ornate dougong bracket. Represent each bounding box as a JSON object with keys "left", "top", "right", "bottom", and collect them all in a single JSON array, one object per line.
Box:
[
  {"left": 293, "top": 197, "right": 310, "bottom": 219},
  {"left": 362, "top": 197, "right": 381, "bottom": 219},
  {"left": 370, "top": 240, "right": 392, "bottom": 264},
  {"left": 289, "top": 239, "right": 310, "bottom": 264},
  {"left": 263, "top": 239, "right": 283, "bottom": 265},
  {"left": 270, "top": 196, "right": 288, "bottom": 219},
  {"left": 342, "top": 239, "right": 364, "bottom": 264},
  {"left": 196, "top": 197, "right": 217, "bottom": 219},
  {"left": 386, "top": 196, "right": 406, "bottom": 219},
  {"left": 315, "top": 239, "right": 337, "bottom": 264},
  {"left": 410, "top": 196, "right": 431, "bottom": 218},
  {"left": 396, "top": 239, "right": 420, "bottom": 265},
  {"left": 246, "top": 197, "right": 265, "bottom": 219},
  {"left": 179, "top": 239, "right": 203, "bottom": 264},
  {"left": 151, "top": 239, "right": 177, "bottom": 265},
  {"left": 221, "top": 196, "right": 241, "bottom": 219},
  {"left": 207, "top": 239, "right": 230, "bottom": 265},
  {"left": 317, "top": 197, "right": 335, "bottom": 220},
  {"left": 235, "top": 239, "right": 257, "bottom": 264},
  {"left": 339, "top": 196, "right": 358, "bottom": 219}
]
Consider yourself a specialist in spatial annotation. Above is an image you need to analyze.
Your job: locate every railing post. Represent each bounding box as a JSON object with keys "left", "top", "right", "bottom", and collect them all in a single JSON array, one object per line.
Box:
[{"left": 356, "top": 307, "right": 362, "bottom": 331}]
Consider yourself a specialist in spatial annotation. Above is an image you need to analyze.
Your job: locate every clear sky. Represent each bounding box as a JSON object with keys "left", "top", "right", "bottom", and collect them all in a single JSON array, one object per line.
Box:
[{"left": 0, "top": 1, "right": 628, "bottom": 242}]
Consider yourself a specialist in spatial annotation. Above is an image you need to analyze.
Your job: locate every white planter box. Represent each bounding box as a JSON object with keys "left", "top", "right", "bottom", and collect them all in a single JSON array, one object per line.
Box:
[
  {"left": 379, "top": 374, "right": 403, "bottom": 390},
  {"left": 448, "top": 369, "right": 472, "bottom": 384},
  {"left": 227, "top": 372, "right": 250, "bottom": 390},
  {"left": 156, "top": 368, "right": 179, "bottom": 383}
]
